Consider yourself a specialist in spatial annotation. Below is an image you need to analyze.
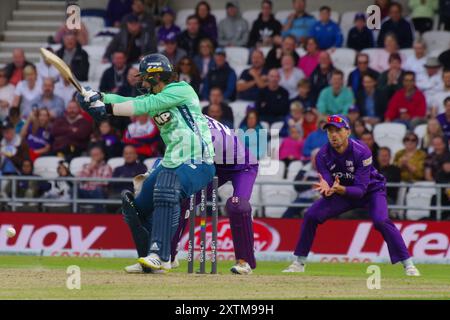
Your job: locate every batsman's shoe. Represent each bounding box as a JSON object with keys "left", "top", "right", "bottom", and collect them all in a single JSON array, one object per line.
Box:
[
  {"left": 230, "top": 260, "right": 252, "bottom": 275},
  {"left": 124, "top": 263, "right": 166, "bottom": 274},
  {"left": 138, "top": 253, "right": 172, "bottom": 271},
  {"left": 171, "top": 257, "right": 180, "bottom": 269},
  {"left": 405, "top": 265, "right": 420, "bottom": 276},
  {"left": 282, "top": 261, "right": 305, "bottom": 273}
]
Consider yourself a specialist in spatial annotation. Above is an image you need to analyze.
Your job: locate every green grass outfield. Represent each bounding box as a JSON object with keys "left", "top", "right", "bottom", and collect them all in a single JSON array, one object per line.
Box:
[{"left": 0, "top": 256, "right": 449, "bottom": 299}]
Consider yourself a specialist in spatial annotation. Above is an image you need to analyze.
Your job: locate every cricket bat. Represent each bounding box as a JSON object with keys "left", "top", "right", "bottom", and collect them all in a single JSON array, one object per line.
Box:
[{"left": 40, "top": 47, "right": 87, "bottom": 96}]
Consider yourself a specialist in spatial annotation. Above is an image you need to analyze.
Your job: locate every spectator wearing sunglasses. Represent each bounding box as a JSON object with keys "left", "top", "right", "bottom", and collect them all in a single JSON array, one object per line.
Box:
[{"left": 393, "top": 132, "right": 426, "bottom": 182}]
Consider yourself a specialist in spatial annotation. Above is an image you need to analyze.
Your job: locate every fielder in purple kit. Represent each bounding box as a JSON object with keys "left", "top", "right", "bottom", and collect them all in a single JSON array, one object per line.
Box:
[
  {"left": 125, "top": 115, "right": 259, "bottom": 275},
  {"left": 283, "top": 115, "right": 420, "bottom": 276}
]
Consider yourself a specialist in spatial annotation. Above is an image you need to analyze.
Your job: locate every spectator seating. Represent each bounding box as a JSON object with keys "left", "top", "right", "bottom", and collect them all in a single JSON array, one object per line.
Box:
[
  {"left": 224, "top": 47, "right": 250, "bottom": 70},
  {"left": 406, "top": 181, "right": 437, "bottom": 220},
  {"left": 361, "top": 48, "right": 384, "bottom": 68},
  {"left": 373, "top": 122, "right": 407, "bottom": 157},
  {"left": 311, "top": 10, "right": 340, "bottom": 23},
  {"left": 211, "top": 9, "right": 226, "bottom": 23},
  {"left": 89, "top": 62, "right": 110, "bottom": 83},
  {"left": 260, "top": 46, "right": 271, "bottom": 58},
  {"left": 260, "top": 121, "right": 270, "bottom": 131},
  {"left": 34, "top": 156, "right": 63, "bottom": 178},
  {"left": 270, "top": 121, "right": 284, "bottom": 134},
  {"left": 414, "top": 123, "right": 428, "bottom": 148},
  {"left": 269, "top": 136, "right": 280, "bottom": 159},
  {"left": 242, "top": 10, "right": 260, "bottom": 27},
  {"left": 339, "top": 11, "right": 358, "bottom": 44},
  {"left": 295, "top": 47, "right": 306, "bottom": 57},
  {"left": 399, "top": 48, "right": 414, "bottom": 59},
  {"left": 69, "top": 156, "right": 91, "bottom": 176},
  {"left": 330, "top": 48, "right": 356, "bottom": 69},
  {"left": 107, "top": 157, "right": 125, "bottom": 171},
  {"left": 261, "top": 184, "right": 297, "bottom": 218},
  {"left": 233, "top": 64, "right": 250, "bottom": 79},
  {"left": 175, "top": 9, "right": 194, "bottom": 30},
  {"left": 286, "top": 160, "right": 303, "bottom": 181},
  {"left": 422, "top": 31, "right": 450, "bottom": 52},
  {"left": 274, "top": 10, "right": 291, "bottom": 23},
  {"left": 81, "top": 16, "right": 105, "bottom": 44},
  {"left": 229, "top": 100, "right": 251, "bottom": 128},
  {"left": 143, "top": 157, "right": 160, "bottom": 171},
  {"left": 258, "top": 158, "right": 285, "bottom": 180}
]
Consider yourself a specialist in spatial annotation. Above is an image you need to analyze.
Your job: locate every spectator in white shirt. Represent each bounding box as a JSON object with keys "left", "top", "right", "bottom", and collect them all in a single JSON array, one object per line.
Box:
[
  {"left": 430, "top": 69, "right": 450, "bottom": 116},
  {"left": 54, "top": 78, "right": 76, "bottom": 107},
  {"left": 417, "top": 57, "right": 443, "bottom": 109},
  {"left": 35, "top": 48, "right": 60, "bottom": 83},
  {"left": 403, "top": 40, "right": 427, "bottom": 78},
  {"left": 11, "top": 65, "right": 42, "bottom": 119},
  {"left": 370, "top": 33, "right": 405, "bottom": 73},
  {"left": 0, "top": 69, "right": 15, "bottom": 122},
  {"left": 278, "top": 54, "right": 305, "bottom": 99}
]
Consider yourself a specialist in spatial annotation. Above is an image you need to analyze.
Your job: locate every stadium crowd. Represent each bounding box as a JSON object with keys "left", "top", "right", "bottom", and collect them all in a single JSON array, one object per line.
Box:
[{"left": 0, "top": 0, "right": 450, "bottom": 219}]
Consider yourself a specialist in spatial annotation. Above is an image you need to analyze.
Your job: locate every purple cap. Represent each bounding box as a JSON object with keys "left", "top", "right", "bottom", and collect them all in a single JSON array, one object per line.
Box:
[
  {"left": 323, "top": 114, "right": 350, "bottom": 130},
  {"left": 348, "top": 105, "right": 359, "bottom": 113},
  {"left": 162, "top": 32, "right": 177, "bottom": 43},
  {"left": 161, "top": 6, "right": 175, "bottom": 16},
  {"left": 354, "top": 13, "right": 366, "bottom": 21}
]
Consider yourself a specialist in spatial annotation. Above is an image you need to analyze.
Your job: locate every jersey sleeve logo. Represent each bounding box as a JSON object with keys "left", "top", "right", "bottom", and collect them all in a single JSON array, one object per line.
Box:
[
  {"left": 363, "top": 157, "right": 372, "bottom": 167},
  {"left": 153, "top": 111, "right": 172, "bottom": 125}
]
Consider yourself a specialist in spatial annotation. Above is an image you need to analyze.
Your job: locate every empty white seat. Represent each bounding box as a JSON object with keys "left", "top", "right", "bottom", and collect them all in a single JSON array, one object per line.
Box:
[
  {"left": 225, "top": 47, "right": 250, "bottom": 69},
  {"left": 242, "top": 10, "right": 260, "bottom": 27},
  {"left": 275, "top": 10, "right": 291, "bottom": 23},
  {"left": 361, "top": 48, "right": 385, "bottom": 69},
  {"left": 91, "top": 35, "right": 113, "bottom": 46},
  {"left": 340, "top": 11, "right": 359, "bottom": 43},
  {"left": 286, "top": 160, "right": 303, "bottom": 181},
  {"left": 83, "top": 45, "right": 105, "bottom": 64},
  {"left": 229, "top": 100, "right": 251, "bottom": 128},
  {"left": 422, "top": 31, "right": 450, "bottom": 52},
  {"left": 143, "top": 157, "right": 160, "bottom": 171},
  {"left": 107, "top": 157, "right": 125, "bottom": 171},
  {"left": 399, "top": 48, "right": 414, "bottom": 59},
  {"left": 175, "top": 9, "right": 194, "bottom": 30},
  {"left": 81, "top": 16, "right": 105, "bottom": 43},
  {"left": 233, "top": 64, "right": 250, "bottom": 79},
  {"left": 34, "top": 156, "right": 64, "bottom": 178},
  {"left": 212, "top": 9, "right": 227, "bottom": 23},
  {"left": 270, "top": 121, "right": 284, "bottom": 133},
  {"left": 261, "top": 185, "right": 297, "bottom": 218},
  {"left": 311, "top": 10, "right": 340, "bottom": 23},
  {"left": 70, "top": 156, "right": 91, "bottom": 176},
  {"left": 260, "top": 121, "right": 270, "bottom": 131},
  {"left": 406, "top": 182, "right": 437, "bottom": 220},
  {"left": 295, "top": 47, "right": 306, "bottom": 57},
  {"left": 414, "top": 123, "right": 427, "bottom": 147},
  {"left": 373, "top": 123, "right": 407, "bottom": 155},
  {"left": 89, "top": 62, "right": 111, "bottom": 82},
  {"left": 258, "top": 158, "right": 285, "bottom": 179},
  {"left": 330, "top": 48, "right": 356, "bottom": 69},
  {"left": 260, "top": 46, "right": 271, "bottom": 58}
]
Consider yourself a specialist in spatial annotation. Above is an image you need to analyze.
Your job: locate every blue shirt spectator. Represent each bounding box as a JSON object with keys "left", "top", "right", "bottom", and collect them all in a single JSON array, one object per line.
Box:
[
  {"left": 30, "top": 78, "right": 65, "bottom": 119},
  {"left": 237, "top": 50, "right": 268, "bottom": 101},
  {"left": 281, "top": 0, "right": 316, "bottom": 43},
  {"left": 309, "top": 6, "right": 343, "bottom": 50},
  {"left": 346, "top": 13, "right": 375, "bottom": 51},
  {"left": 302, "top": 121, "right": 328, "bottom": 158},
  {"left": 201, "top": 48, "right": 237, "bottom": 101}
]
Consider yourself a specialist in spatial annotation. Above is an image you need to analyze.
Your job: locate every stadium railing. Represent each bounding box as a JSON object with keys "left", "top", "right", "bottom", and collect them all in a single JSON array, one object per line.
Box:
[{"left": 0, "top": 176, "right": 449, "bottom": 220}]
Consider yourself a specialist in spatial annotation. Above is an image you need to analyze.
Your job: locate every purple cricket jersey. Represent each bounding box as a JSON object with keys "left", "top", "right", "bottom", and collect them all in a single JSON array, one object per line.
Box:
[
  {"left": 316, "top": 138, "right": 386, "bottom": 199},
  {"left": 205, "top": 115, "right": 257, "bottom": 173}
]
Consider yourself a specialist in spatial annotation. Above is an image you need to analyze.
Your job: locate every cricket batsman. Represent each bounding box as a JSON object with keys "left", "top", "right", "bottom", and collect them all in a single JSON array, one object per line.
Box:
[
  {"left": 124, "top": 115, "right": 259, "bottom": 275},
  {"left": 77, "top": 53, "right": 215, "bottom": 272},
  {"left": 283, "top": 115, "right": 420, "bottom": 276}
]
